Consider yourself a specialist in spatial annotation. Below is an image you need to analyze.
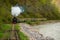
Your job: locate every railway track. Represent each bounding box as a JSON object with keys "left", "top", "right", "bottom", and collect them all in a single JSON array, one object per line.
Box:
[
  {"left": 8, "top": 24, "right": 20, "bottom": 40},
  {"left": 1, "top": 30, "right": 20, "bottom": 40},
  {"left": 8, "top": 30, "right": 19, "bottom": 40},
  {"left": 3, "top": 24, "right": 20, "bottom": 40}
]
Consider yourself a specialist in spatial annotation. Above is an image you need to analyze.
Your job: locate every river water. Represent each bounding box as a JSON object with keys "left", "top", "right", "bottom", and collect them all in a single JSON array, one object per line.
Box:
[{"left": 33, "top": 22, "right": 60, "bottom": 40}]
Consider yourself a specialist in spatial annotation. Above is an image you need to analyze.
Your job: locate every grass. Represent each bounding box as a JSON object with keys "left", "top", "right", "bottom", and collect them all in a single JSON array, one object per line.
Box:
[
  {"left": 0, "top": 24, "right": 12, "bottom": 32},
  {"left": 24, "top": 20, "right": 43, "bottom": 25},
  {"left": 18, "top": 32, "right": 29, "bottom": 40},
  {"left": 0, "top": 24, "right": 12, "bottom": 39},
  {"left": 15, "top": 24, "right": 20, "bottom": 31},
  {"left": 0, "top": 32, "right": 4, "bottom": 38},
  {"left": 15, "top": 24, "right": 29, "bottom": 40},
  {"left": 0, "top": 24, "right": 29, "bottom": 40}
]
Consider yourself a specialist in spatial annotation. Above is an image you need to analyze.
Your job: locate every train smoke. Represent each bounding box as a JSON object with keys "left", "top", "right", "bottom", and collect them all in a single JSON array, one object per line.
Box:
[{"left": 11, "top": 6, "right": 24, "bottom": 16}]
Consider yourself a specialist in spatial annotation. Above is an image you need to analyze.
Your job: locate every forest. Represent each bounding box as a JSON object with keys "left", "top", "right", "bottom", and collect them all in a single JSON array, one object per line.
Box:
[{"left": 0, "top": 0, "right": 60, "bottom": 23}]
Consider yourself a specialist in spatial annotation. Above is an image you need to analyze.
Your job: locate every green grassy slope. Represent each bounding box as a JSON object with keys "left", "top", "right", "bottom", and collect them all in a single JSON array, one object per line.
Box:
[
  {"left": 0, "top": 24, "right": 29, "bottom": 40},
  {"left": 0, "top": 0, "right": 60, "bottom": 23}
]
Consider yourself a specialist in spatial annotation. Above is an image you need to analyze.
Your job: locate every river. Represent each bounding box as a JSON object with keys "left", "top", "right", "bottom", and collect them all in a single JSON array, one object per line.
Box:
[{"left": 33, "top": 22, "right": 60, "bottom": 40}]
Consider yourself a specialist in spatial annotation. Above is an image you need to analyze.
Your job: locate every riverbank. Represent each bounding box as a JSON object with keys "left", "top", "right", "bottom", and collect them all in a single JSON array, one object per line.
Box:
[{"left": 26, "top": 20, "right": 60, "bottom": 26}]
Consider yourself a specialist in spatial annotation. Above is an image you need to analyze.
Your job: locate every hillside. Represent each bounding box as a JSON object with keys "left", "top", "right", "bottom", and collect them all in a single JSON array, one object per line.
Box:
[{"left": 0, "top": 0, "right": 60, "bottom": 23}]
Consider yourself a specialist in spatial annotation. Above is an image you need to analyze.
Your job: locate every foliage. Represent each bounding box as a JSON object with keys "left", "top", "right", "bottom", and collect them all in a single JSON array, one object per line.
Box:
[
  {"left": 0, "top": 24, "right": 12, "bottom": 38},
  {"left": 0, "top": 0, "right": 60, "bottom": 23}
]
